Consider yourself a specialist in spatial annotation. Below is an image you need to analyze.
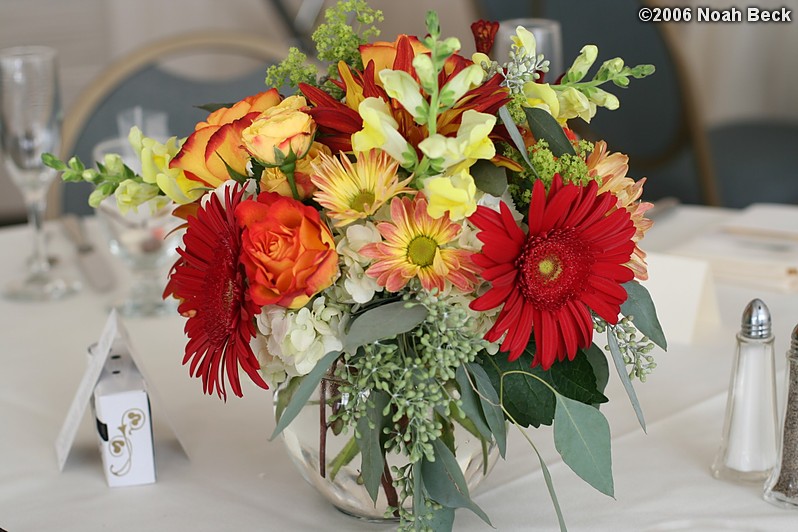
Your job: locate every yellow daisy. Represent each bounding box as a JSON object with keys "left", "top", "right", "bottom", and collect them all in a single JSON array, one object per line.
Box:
[
  {"left": 311, "top": 149, "right": 412, "bottom": 227},
  {"left": 360, "top": 194, "right": 477, "bottom": 293}
]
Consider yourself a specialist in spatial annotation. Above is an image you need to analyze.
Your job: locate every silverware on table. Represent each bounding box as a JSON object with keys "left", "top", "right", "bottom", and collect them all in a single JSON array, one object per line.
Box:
[{"left": 61, "top": 215, "right": 115, "bottom": 292}]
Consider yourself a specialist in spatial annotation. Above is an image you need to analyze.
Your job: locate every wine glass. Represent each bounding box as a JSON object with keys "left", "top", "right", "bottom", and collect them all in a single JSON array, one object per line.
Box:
[
  {"left": 95, "top": 197, "right": 181, "bottom": 318},
  {"left": 0, "top": 45, "right": 78, "bottom": 301},
  {"left": 91, "top": 114, "right": 179, "bottom": 318},
  {"left": 494, "top": 18, "right": 564, "bottom": 83}
]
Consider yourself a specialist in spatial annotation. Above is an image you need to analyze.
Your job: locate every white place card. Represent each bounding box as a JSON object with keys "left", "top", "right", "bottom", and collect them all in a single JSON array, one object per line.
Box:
[
  {"left": 673, "top": 203, "right": 798, "bottom": 292},
  {"left": 55, "top": 310, "right": 186, "bottom": 485},
  {"left": 640, "top": 252, "right": 721, "bottom": 345}
]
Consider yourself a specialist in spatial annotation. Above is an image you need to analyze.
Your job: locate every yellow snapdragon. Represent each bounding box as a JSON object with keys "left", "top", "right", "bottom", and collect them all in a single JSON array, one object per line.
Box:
[
  {"left": 422, "top": 168, "right": 477, "bottom": 221},
  {"left": 128, "top": 126, "right": 204, "bottom": 205},
  {"left": 352, "top": 97, "right": 417, "bottom": 169}
]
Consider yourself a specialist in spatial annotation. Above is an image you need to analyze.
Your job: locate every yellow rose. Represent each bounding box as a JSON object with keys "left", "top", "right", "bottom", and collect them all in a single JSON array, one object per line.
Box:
[
  {"left": 242, "top": 96, "right": 316, "bottom": 166},
  {"left": 259, "top": 141, "right": 331, "bottom": 200}
]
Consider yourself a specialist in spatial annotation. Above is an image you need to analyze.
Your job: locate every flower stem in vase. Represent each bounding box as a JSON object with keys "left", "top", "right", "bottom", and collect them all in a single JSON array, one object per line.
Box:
[
  {"left": 319, "top": 378, "right": 327, "bottom": 478},
  {"left": 381, "top": 460, "right": 400, "bottom": 518}
]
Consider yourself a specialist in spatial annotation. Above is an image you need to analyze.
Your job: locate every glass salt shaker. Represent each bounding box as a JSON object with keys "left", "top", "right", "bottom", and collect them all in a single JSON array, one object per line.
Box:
[
  {"left": 764, "top": 322, "right": 798, "bottom": 508},
  {"left": 711, "top": 299, "right": 779, "bottom": 482}
]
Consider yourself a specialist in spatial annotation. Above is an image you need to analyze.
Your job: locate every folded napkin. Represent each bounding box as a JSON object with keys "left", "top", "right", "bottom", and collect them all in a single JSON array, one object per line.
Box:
[{"left": 672, "top": 203, "right": 798, "bottom": 292}]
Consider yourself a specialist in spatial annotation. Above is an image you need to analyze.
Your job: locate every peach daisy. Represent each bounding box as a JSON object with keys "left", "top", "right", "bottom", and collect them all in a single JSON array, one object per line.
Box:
[{"left": 360, "top": 194, "right": 477, "bottom": 293}]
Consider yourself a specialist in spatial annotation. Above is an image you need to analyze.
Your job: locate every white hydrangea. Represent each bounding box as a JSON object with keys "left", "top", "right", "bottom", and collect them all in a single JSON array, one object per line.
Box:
[
  {"left": 252, "top": 295, "right": 347, "bottom": 386},
  {"left": 335, "top": 222, "right": 382, "bottom": 304},
  {"left": 201, "top": 179, "right": 257, "bottom": 208}
]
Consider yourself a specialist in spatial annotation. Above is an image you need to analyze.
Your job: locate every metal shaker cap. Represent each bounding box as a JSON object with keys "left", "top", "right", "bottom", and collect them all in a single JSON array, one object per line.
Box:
[{"left": 741, "top": 299, "right": 771, "bottom": 339}]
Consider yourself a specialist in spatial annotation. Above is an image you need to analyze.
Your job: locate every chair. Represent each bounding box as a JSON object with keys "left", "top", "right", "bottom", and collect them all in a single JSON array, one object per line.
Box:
[{"left": 48, "top": 32, "right": 290, "bottom": 218}]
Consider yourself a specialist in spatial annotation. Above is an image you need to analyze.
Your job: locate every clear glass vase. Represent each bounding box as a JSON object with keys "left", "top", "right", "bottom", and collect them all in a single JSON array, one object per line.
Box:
[{"left": 274, "top": 376, "right": 499, "bottom": 522}]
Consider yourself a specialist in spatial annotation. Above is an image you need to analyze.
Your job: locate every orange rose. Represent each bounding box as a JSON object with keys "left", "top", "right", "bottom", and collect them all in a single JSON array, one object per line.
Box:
[
  {"left": 359, "top": 34, "right": 428, "bottom": 77},
  {"left": 242, "top": 95, "right": 316, "bottom": 166},
  {"left": 170, "top": 89, "right": 282, "bottom": 188},
  {"left": 358, "top": 34, "right": 469, "bottom": 82},
  {"left": 259, "top": 141, "right": 331, "bottom": 200},
  {"left": 235, "top": 192, "right": 338, "bottom": 309}
]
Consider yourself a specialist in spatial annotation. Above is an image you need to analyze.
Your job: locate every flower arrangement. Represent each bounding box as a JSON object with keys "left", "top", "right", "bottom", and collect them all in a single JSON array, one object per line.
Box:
[{"left": 46, "top": 1, "right": 665, "bottom": 529}]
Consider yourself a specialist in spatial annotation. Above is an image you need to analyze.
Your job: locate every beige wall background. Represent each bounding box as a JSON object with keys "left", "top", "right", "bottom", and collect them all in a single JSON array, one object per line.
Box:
[{"left": 1, "top": 0, "right": 796, "bottom": 221}]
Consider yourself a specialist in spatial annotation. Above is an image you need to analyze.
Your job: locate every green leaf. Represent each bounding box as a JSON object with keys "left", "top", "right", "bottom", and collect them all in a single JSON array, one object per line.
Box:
[
  {"left": 421, "top": 439, "right": 492, "bottom": 526},
  {"left": 195, "top": 102, "right": 232, "bottom": 113},
  {"left": 471, "top": 159, "right": 507, "bottom": 196},
  {"left": 523, "top": 107, "right": 576, "bottom": 157},
  {"left": 343, "top": 300, "right": 428, "bottom": 351},
  {"left": 553, "top": 393, "right": 614, "bottom": 497},
  {"left": 607, "top": 330, "right": 647, "bottom": 432},
  {"left": 467, "top": 363, "right": 507, "bottom": 459},
  {"left": 270, "top": 350, "right": 340, "bottom": 440},
  {"left": 273, "top": 374, "right": 303, "bottom": 423},
  {"left": 328, "top": 435, "right": 359, "bottom": 481},
  {"left": 357, "top": 390, "right": 389, "bottom": 503},
  {"left": 412, "top": 462, "right": 427, "bottom": 532},
  {"left": 482, "top": 345, "right": 607, "bottom": 428},
  {"left": 483, "top": 352, "right": 554, "bottom": 428},
  {"left": 426, "top": 506, "right": 455, "bottom": 530},
  {"left": 583, "top": 343, "right": 610, "bottom": 398},
  {"left": 620, "top": 281, "right": 667, "bottom": 350},
  {"left": 526, "top": 434, "right": 568, "bottom": 532},
  {"left": 498, "top": 105, "right": 534, "bottom": 169},
  {"left": 41, "top": 153, "right": 67, "bottom": 171},
  {"left": 455, "top": 366, "right": 492, "bottom": 441},
  {"left": 549, "top": 353, "right": 609, "bottom": 406}
]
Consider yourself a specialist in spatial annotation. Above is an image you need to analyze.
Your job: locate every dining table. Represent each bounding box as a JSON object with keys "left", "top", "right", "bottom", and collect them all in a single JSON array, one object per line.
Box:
[{"left": 2, "top": 204, "right": 798, "bottom": 531}]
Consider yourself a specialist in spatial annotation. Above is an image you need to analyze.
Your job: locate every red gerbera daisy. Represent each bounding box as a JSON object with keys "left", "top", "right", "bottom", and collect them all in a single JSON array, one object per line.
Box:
[
  {"left": 469, "top": 175, "right": 636, "bottom": 369},
  {"left": 164, "top": 184, "right": 269, "bottom": 399}
]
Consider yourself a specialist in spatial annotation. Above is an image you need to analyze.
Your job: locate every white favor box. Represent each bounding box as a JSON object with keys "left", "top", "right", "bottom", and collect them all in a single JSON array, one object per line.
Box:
[{"left": 91, "top": 348, "right": 156, "bottom": 487}]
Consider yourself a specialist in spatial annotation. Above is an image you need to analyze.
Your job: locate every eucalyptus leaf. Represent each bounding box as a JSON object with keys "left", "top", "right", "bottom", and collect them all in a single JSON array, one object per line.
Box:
[
  {"left": 527, "top": 434, "right": 568, "bottom": 531},
  {"left": 328, "top": 436, "right": 359, "bottom": 481},
  {"left": 273, "top": 374, "right": 303, "bottom": 424},
  {"left": 412, "top": 462, "right": 427, "bottom": 531},
  {"left": 426, "top": 506, "right": 455, "bottom": 530},
  {"left": 455, "top": 366, "right": 492, "bottom": 440},
  {"left": 344, "top": 301, "right": 428, "bottom": 351},
  {"left": 620, "top": 281, "right": 667, "bottom": 350},
  {"left": 498, "top": 105, "right": 534, "bottom": 169},
  {"left": 270, "top": 350, "right": 340, "bottom": 440},
  {"left": 607, "top": 330, "right": 647, "bottom": 432},
  {"left": 523, "top": 107, "right": 576, "bottom": 157},
  {"left": 553, "top": 393, "right": 614, "bottom": 497},
  {"left": 467, "top": 363, "right": 507, "bottom": 459},
  {"left": 357, "top": 390, "right": 390, "bottom": 503},
  {"left": 471, "top": 159, "right": 508, "bottom": 196},
  {"left": 421, "top": 439, "right": 492, "bottom": 526}
]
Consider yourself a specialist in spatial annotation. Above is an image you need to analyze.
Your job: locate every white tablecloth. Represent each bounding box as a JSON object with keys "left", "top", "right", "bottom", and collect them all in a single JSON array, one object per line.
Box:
[{"left": 1, "top": 206, "right": 797, "bottom": 531}]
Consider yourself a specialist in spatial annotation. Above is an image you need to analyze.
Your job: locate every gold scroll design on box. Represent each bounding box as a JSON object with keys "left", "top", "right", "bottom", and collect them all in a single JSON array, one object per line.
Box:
[{"left": 108, "top": 408, "right": 146, "bottom": 477}]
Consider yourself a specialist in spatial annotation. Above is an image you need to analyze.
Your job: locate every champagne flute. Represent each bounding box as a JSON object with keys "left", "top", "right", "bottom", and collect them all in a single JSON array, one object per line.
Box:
[{"left": 0, "top": 46, "right": 78, "bottom": 300}]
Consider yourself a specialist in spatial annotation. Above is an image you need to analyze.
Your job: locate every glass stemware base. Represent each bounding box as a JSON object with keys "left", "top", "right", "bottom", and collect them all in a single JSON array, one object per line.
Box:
[{"left": 3, "top": 271, "right": 79, "bottom": 301}]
